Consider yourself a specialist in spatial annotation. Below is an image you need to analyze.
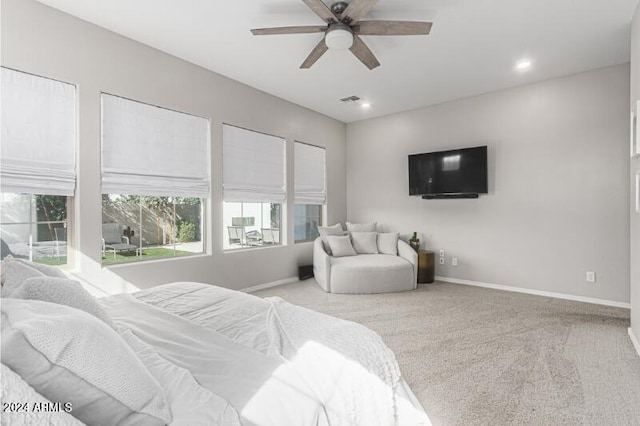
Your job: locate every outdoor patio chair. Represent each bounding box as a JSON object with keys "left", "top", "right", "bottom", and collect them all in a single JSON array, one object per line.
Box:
[
  {"left": 261, "top": 228, "right": 280, "bottom": 245},
  {"left": 54, "top": 227, "right": 67, "bottom": 260},
  {"left": 102, "top": 222, "right": 138, "bottom": 259}
]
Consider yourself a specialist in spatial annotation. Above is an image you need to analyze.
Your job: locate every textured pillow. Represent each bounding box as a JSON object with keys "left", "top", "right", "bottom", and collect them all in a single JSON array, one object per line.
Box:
[
  {"left": 1, "top": 363, "right": 84, "bottom": 426},
  {"left": 1, "top": 257, "right": 45, "bottom": 297},
  {"left": 350, "top": 232, "right": 379, "bottom": 254},
  {"left": 318, "top": 223, "right": 347, "bottom": 256},
  {"left": 377, "top": 233, "right": 399, "bottom": 255},
  {"left": 11, "top": 276, "right": 116, "bottom": 329},
  {"left": 326, "top": 235, "right": 357, "bottom": 257},
  {"left": 1, "top": 299, "right": 171, "bottom": 426},
  {"left": 345, "top": 222, "right": 377, "bottom": 233},
  {"left": 11, "top": 256, "right": 67, "bottom": 278}
]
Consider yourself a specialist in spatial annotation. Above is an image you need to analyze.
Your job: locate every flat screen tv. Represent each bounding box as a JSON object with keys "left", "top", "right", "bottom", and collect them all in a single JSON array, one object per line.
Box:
[{"left": 408, "top": 146, "right": 488, "bottom": 198}]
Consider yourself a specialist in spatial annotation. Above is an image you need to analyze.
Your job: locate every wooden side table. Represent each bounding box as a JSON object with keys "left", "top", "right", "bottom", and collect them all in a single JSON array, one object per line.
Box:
[{"left": 417, "top": 250, "right": 435, "bottom": 284}]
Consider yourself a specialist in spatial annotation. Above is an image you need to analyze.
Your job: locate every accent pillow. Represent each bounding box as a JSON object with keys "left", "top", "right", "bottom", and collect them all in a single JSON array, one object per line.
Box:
[
  {"left": 1, "top": 257, "right": 45, "bottom": 297},
  {"left": 350, "top": 232, "right": 379, "bottom": 254},
  {"left": 345, "top": 222, "right": 377, "bottom": 233},
  {"left": 377, "top": 233, "right": 399, "bottom": 255},
  {"left": 1, "top": 299, "right": 171, "bottom": 426},
  {"left": 11, "top": 276, "right": 116, "bottom": 329},
  {"left": 1, "top": 363, "right": 84, "bottom": 426},
  {"left": 11, "top": 256, "right": 67, "bottom": 278},
  {"left": 326, "top": 235, "right": 357, "bottom": 258},
  {"left": 318, "top": 223, "right": 347, "bottom": 256}
]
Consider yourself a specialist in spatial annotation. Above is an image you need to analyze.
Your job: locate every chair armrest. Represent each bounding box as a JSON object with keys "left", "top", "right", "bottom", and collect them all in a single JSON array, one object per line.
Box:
[
  {"left": 398, "top": 239, "right": 418, "bottom": 286},
  {"left": 313, "top": 238, "right": 332, "bottom": 292}
]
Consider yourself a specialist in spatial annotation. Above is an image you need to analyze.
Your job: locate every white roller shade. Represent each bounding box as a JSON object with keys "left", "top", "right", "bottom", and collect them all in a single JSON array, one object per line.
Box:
[
  {"left": 295, "top": 142, "right": 326, "bottom": 205},
  {"left": 1, "top": 68, "right": 76, "bottom": 195},
  {"left": 223, "top": 124, "right": 285, "bottom": 203},
  {"left": 101, "top": 94, "right": 210, "bottom": 197}
]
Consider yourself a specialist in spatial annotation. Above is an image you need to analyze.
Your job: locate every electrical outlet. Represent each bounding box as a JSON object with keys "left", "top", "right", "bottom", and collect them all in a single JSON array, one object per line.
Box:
[
  {"left": 452, "top": 257, "right": 458, "bottom": 266},
  {"left": 439, "top": 257, "right": 445, "bottom": 265},
  {"left": 439, "top": 250, "right": 445, "bottom": 257},
  {"left": 586, "top": 271, "right": 596, "bottom": 283}
]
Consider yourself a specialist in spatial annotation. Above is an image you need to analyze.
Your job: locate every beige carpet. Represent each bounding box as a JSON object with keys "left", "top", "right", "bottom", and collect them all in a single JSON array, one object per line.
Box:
[{"left": 253, "top": 280, "right": 640, "bottom": 426}]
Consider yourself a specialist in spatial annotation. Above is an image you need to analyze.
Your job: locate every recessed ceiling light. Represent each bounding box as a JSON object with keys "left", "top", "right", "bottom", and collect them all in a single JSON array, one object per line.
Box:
[
  {"left": 515, "top": 59, "right": 532, "bottom": 71},
  {"left": 361, "top": 102, "right": 371, "bottom": 109}
]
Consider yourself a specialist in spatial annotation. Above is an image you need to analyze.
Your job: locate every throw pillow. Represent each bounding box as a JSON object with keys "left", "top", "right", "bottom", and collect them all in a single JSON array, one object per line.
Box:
[
  {"left": 11, "top": 256, "right": 67, "bottom": 278},
  {"left": 1, "top": 299, "right": 171, "bottom": 426},
  {"left": 11, "top": 276, "right": 116, "bottom": 329},
  {"left": 318, "top": 223, "right": 347, "bottom": 256},
  {"left": 326, "top": 235, "right": 357, "bottom": 257},
  {"left": 1, "top": 257, "right": 44, "bottom": 297},
  {"left": 345, "top": 222, "right": 377, "bottom": 233},
  {"left": 350, "top": 232, "right": 379, "bottom": 254},
  {"left": 1, "top": 363, "right": 84, "bottom": 426},
  {"left": 377, "top": 233, "right": 399, "bottom": 255}
]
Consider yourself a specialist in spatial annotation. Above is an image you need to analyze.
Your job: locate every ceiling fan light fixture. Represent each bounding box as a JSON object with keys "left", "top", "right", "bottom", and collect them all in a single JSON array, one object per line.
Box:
[{"left": 325, "top": 25, "right": 354, "bottom": 50}]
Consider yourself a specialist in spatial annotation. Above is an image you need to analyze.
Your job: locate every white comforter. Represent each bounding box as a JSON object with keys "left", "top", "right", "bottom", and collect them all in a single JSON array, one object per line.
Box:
[{"left": 100, "top": 282, "right": 429, "bottom": 426}]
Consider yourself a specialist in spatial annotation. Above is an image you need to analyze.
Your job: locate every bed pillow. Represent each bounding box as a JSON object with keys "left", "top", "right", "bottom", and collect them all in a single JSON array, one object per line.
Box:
[
  {"left": 1, "top": 298, "right": 171, "bottom": 426},
  {"left": 11, "top": 276, "right": 116, "bottom": 329},
  {"left": 1, "top": 257, "right": 45, "bottom": 297},
  {"left": 1, "top": 363, "right": 84, "bottom": 426},
  {"left": 377, "top": 233, "right": 399, "bottom": 255},
  {"left": 345, "top": 222, "right": 377, "bottom": 233},
  {"left": 350, "top": 232, "right": 379, "bottom": 254},
  {"left": 326, "top": 235, "right": 357, "bottom": 257},
  {"left": 318, "top": 223, "right": 347, "bottom": 256}
]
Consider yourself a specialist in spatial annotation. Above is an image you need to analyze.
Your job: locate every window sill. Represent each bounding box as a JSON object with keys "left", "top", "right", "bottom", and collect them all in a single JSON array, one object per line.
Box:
[
  {"left": 101, "top": 252, "right": 210, "bottom": 269},
  {"left": 223, "top": 244, "right": 285, "bottom": 254}
]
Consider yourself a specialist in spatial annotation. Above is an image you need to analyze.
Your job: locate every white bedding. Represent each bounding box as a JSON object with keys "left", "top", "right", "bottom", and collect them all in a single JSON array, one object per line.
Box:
[{"left": 100, "top": 282, "right": 429, "bottom": 426}]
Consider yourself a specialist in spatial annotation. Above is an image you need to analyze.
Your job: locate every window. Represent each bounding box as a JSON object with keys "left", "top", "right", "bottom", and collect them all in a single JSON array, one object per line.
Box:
[
  {"left": 101, "top": 195, "right": 203, "bottom": 264},
  {"left": 223, "top": 202, "right": 281, "bottom": 249},
  {"left": 223, "top": 125, "right": 285, "bottom": 250},
  {"left": 0, "top": 194, "right": 68, "bottom": 265},
  {"left": 294, "top": 142, "right": 326, "bottom": 243},
  {"left": 1, "top": 68, "right": 76, "bottom": 265},
  {"left": 101, "top": 94, "right": 209, "bottom": 265},
  {"left": 294, "top": 204, "right": 322, "bottom": 242}
]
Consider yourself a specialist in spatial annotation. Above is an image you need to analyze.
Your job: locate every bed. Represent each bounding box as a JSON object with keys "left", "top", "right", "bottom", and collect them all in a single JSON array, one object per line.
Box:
[{"left": 1, "top": 257, "right": 429, "bottom": 426}]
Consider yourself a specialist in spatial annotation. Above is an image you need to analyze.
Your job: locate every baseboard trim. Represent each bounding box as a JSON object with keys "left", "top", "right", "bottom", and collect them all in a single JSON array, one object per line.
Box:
[
  {"left": 241, "top": 276, "right": 298, "bottom": 293},
  {"left": 630, "top": 328, "right": 640, "bottom": 358},
  {"left": 434, "top": 276, "right": 630, "bottom": 309}
]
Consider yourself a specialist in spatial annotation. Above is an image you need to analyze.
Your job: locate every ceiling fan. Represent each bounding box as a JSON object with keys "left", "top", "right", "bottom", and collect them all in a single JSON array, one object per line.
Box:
[{"left": 251, "top": 0, "right": 433, "bottom": 70}]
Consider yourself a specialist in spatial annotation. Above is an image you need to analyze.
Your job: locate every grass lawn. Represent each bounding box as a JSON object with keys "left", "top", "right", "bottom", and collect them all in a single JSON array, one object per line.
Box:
[
  {"left": 102, "top": 247, "right": 192, "bottom": 265},
  {"left": 32, "top": 247, "right": 192, "bottom": 266},
  {"left": 34, "top": 257, "right": 67, "bottom": 266}
]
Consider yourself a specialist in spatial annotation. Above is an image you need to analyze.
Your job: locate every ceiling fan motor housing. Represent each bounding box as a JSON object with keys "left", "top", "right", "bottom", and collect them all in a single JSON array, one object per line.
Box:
[{"left": 330, "top": 1, "right": 349, "bottom": 17}]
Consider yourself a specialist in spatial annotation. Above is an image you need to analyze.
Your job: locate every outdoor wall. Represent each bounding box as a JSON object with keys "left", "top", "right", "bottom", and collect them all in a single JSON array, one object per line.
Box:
[
  {"left": 347, "top": 64, "right": 631, "bottom": 305},
  {"left": 630, "top": 2, "right": 640, "bottom": 349},
  {"left": 1, "top": 0, "right": 347, "bottom": 294}
]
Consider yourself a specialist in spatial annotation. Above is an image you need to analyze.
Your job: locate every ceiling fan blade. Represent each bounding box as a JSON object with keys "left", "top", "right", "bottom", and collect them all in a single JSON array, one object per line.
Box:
[
  {"left": 349, "top": 35, "right": 380, "bottom": 70},
  {"left": 302, "top": 0, "right": 339, "bottom": 23},
  {"left": 354, "top": 21, "right": 433, "bottom": 36},
  {"left": 342, "top": 0, "right": 379, "bottom": 24},
  {"left": 300, "top": 39, "right": 329, "bottom": 69},
  {"left": 251, "top": 26, "right": 327, "bottom": 36}
]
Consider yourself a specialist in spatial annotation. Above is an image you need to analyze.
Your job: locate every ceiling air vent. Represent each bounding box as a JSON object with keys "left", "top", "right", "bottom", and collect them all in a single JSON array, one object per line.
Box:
[{"left": 340, "top": 95, "right": 361, "bottom": 103}]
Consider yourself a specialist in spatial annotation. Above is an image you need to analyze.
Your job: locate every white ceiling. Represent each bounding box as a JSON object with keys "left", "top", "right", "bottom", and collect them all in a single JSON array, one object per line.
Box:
[{"left": 36, "top": 0, "right": 639, "bottom": 123}]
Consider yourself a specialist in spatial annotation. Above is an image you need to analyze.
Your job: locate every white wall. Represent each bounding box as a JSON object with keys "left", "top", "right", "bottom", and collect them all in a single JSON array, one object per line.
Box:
[
  {"left": 1, "top": 0, "right": 347, "bottom": 294},
  {"left": 347, "top": 64, "right": 631, "bottom": 304},
  {"left": 630, "top": 3, "right": 640, "bottom": 346}
]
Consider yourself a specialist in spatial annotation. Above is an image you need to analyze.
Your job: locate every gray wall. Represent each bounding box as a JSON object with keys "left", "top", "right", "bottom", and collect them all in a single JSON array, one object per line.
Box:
[
  {"left": 1, "top": 0, "right": 347, "bottom": 294},
  {"left": 347, "top": 64, "right": 630, "bottom": 304},
  {"left": 631, "top": 3, "right": 640, "bottom": 345}
]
